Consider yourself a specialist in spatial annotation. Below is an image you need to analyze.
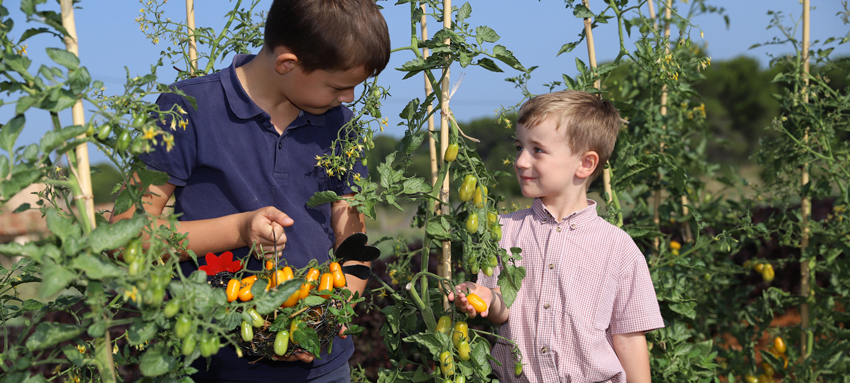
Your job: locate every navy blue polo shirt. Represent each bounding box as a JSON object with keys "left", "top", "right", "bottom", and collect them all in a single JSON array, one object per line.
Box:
[{"left": 139, "top": 54, "right": 366, "bottom": 382}]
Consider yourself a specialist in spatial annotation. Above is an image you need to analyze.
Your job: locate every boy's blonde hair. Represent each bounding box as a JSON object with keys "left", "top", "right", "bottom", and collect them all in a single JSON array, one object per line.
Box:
[{"left": 517, "top": 90, "right": 622, "bottom": 183}]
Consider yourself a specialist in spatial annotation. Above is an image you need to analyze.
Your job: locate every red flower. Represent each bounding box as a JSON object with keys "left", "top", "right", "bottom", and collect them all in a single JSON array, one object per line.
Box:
[{"left": 199, "top": 251, "right": 242, "bottom": 276}]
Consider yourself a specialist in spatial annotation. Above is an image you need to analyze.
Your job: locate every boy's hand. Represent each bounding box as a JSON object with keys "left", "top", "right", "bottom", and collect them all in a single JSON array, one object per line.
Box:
[
  {"left": 448, "top": 282, "right": 493, "bottom": 319},
  {"left": 237, "top": 206, "right": 294, "bottom": 259}
]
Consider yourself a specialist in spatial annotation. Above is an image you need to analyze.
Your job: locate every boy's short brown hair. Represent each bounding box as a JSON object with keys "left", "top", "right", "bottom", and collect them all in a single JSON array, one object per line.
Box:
[
  {"left": 517, "top": 90, "right": 622, "bottom": 184},
  {"left": 264, "top": 0, "right": 391, "bottom": 76}
]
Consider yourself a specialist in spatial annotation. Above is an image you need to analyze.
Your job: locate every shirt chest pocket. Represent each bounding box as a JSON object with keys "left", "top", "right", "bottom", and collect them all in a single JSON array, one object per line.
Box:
[{"left": 567, "top": 266, "right": 614, "bottom": 331}]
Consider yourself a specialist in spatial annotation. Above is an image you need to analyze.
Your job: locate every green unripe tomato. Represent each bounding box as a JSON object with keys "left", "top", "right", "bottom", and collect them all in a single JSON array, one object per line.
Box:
[
  {"left": 515, "top": 362, "right": 523, "bottom": 376},
  {"left": 240, "top": 321, "right": 254, "bottom": 342},
  {"left": 163, "top": 300, "right": 180, "bottom": 318},
  {"left": 182, "top": 333, "right": 197, "bottom": 356},
  {"left": 465, "top": 213, "right": 479, "bottom": 234},
  {"left": 123, "top": 238, "right": 142, "bottom": 264},
  {"left": 174, "top": 315, "right": 194, "bottom": 339},
  {"left": 457, "top": 340, "right": 471, "bottom": 361},
  {"left": 247, "top": 308, "right": 264, "bottom": 328},
  {"left": 116, "top": 130, "right": 132, "bottom": 152},
  {"left": 199, "top": 333, "right": 217, "bottom": 357},
  {"left": 488, "top": 256, "right": 498, "bottom": 268},
  {"left": 133, "top": 112, "right": 147, "bottom": 127},
  {"left": 274, "top": 330, "right": 290, "bottom": 356},
  {"left": 483, "top": 266, "right": 494, "bottom": 277},
  {"left": 96, "top": 124, "right": 112, "bottom": 141},
  {"left": 444, "top": 143, "right": 459, "bottom": 162},
  {"left": 128, "top": 258, "right": 144, "bottom": 276},
  {"left": 458, "top": 175, "right": 477, "bottom": 202}
]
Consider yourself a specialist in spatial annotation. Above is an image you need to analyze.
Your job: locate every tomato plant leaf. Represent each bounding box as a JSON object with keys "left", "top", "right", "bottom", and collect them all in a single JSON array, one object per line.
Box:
[
  {"left": 493, "top": 45, "right": 525, "bottom": 71},
  {"left": 45, "top": 208, "right": 79, "bottom": 244},
  {"left": 497, "top": 262, "right": 525, "bottom": 308},
  {"left": 139, "top": 345, "right": 177, "bottom": 377},
  {"left": 293, "top": 325, "right": 321, "bottom": 356},
  {"left": 426, "top": 216, "right": 452, "bottom": 241},
  {"left": 402, "top": 177, "right": 431, "bottom": 194},
  {"left": 68, "top": 66, "right": 91, "bottom": 94},
  {"left": 477, "top": 57, "right": 503, "bottom": 73},
  {"left": 475, "top": 26, "right": 500, "bottom": 44},
  {"left": 112, "top": 188, "right": 133, "bottom": 216},
  {"left": 71, "top": 254, "right": 123, "bottom": 279},
  {"left": 669, "top": 301, "right": 697, "bottom": 319},
  {"left": 307, "top": 191, "right": 341, "bottom": 207},
  {"left": 572, "top": 5, "right": 594, "bottom": 19},
  {"left": 39, "top": 259, "right": 76, "bottom": 298},
  {"left": 39, "top": 124, "right": 86, "bottom": 154},
  {"left": 470, "top": 338, "right": 492, "bottom": 375},
  {"left": 254, "top": 279, "right": 300, "bottom": 315},
  {"left": 136, "top": 167, "right": 170, "bottom": 187},
  {"left": 456, "top": 3, "right": 472, "bottom": 25},
  {"left": 0, "top": 114, "right": 26, "bottom": 153},
  {"left": 45, "top": 47, "right": 80, "bottom": 70},
  {"left": 25, "top": 322, "right": 84, "bottom": 351},
  {"left": 128, "top": 317, "right": 158, "bottom": 345},
  {"left": 403, "top": 332, "right": 448, "bottom": 357},
  {"left": 557, "top": 42, "right": 578, "bottom": 56},
  {"left": 88, "top": 214, "right": 145, "bottom": 253}
]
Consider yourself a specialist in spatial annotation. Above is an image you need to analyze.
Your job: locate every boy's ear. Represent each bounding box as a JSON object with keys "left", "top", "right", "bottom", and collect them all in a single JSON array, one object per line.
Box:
[
  {"left": 271, "top": 47, "right": 299, "bottom": 75},
  {"left": 575, "top": 151, "right": 599, "bottom": 179}
]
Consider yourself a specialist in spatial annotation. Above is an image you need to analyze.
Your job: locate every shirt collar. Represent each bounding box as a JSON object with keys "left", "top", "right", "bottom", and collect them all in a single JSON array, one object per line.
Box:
[
  {"left": 531, "top": 198, "right": 598, "bottom": 228},
  {"left": 220, "top": 54, "right": 326, "bottom": 127}
]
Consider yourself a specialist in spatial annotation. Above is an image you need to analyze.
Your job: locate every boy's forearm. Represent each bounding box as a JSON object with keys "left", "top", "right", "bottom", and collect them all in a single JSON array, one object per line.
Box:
[
  {"left": 486, "top": 288, "right": 510, "bottom": 325},
  {"left": 612, "top": 332, "right": 651, "bottom": 383}
]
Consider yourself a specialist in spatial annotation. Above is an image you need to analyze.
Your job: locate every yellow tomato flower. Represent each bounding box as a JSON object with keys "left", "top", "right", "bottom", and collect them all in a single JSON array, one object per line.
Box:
[
  {"left": 142, "top": 126, "right": 158, "bottom": 140},
  {"left": 77, "top": 344, "right": 86, "bottom": 354},
  {"left": 163, "top": 135, "right": 174, "bottom": 152},
  {"left": 123, "top": 286, "right": 139, "bottom": 302}
]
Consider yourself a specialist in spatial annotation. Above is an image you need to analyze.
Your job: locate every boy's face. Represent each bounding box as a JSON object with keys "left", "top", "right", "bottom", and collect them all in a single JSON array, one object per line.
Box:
[
  {"left": 514, "top": 118, "right": 585, "bottom": 201},
  {"left": 281, "top": 64, "right": 370, "bottom": 115}
]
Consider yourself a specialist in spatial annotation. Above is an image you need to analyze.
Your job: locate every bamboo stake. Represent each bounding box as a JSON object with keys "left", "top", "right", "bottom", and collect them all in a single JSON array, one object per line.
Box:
[
  {"left": 647, "top": 0, "right": 658, "bottom": 30},
  {"left": 651, "top": 0, "right": 672, "bottom": 252},
  {"left": 800, "top": 0, "right": 812, "bottom": 360},
  {"left": 186, "top": 0, "right": 198, "bottom": 72},
  {"left": 581, "top": 0, "right": 613, "bottom": 209},
  {"left": 60, "top": 0, "right": 95, "bottom": 230},
  {"left": 439, "top": 0, "right": 452, "bottom": 309},
  {"left": 423, "top": 5, "right": 438, "bottom": 190}
]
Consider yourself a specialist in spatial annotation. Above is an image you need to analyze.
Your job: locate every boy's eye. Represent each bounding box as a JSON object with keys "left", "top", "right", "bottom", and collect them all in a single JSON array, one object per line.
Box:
[
  {"left": 534, "top": 147, "right": 544, "bottom": 153},
  {"left": 515, "top": 145, "right": 523, "bottom": 152}
]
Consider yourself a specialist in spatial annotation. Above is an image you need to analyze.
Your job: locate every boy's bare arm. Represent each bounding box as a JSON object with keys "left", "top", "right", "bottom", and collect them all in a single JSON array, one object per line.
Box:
[
  {"left": 330, "top": 194, "right": 369, "bottom": 298},
  {"left": 110, "top": 174, "right": 292, "bottom": 261},
  {"left": 449, "top": 283, "right": 510, "bottom": 325},
  {"left": 612, "top": 332, "right": 651, "bottom": 383}
]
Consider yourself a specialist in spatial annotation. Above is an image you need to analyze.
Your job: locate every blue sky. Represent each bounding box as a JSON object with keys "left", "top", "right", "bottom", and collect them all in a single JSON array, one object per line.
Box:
[{"left": 2, "top": 0, "right": 848, "bottom": 164}]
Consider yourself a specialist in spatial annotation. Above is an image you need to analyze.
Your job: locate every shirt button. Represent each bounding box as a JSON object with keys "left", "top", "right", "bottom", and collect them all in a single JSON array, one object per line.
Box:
[
  {"left": 570, "top": 223, "right": 577, "bottom": 229},
  {"left": 541, "top": 347, "right": 547, "bottom": 354},
  {"left": 548, "top": 264, "right": 554, "bottom": 270},
  {"left": 543, "top": 303, "right": 550, "bottom": 309},
  {"left": 278, "top": 142, "right": 282, "bottom": 149},
  {"left": 556, "top": 226, "right": 562, "bottom": 232},
  {"left": 542, "top": 218, "right": 548, "bottom": 223}
]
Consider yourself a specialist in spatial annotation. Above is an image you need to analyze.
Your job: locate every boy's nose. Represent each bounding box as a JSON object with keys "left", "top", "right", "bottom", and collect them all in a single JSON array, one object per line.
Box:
[
  {"left": 514, "top": 151, "right": 530, "bottom": 169},
  {"left": 339, "top": 88, "right": 355, "bottom": 103}
]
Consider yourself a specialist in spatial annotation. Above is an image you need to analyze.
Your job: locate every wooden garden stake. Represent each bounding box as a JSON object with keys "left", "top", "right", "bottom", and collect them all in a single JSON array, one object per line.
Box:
[
  {"left": 800, "top": 0, "right": 812, "bottom": 360},
  {"left": 60, "top": 0, "right": 95, "bottom": 230},
  {"left": 580, "top": 0, "right": 613, "bottom": 210},
  {"left": 186, "top": 0, "right": 198, "bottom": 72},
  {"left": 438, "top": 0, "right": 453, "bottom": 308},
  {"left": 422, "top": 5, "right": 438, "bottom": 191}
]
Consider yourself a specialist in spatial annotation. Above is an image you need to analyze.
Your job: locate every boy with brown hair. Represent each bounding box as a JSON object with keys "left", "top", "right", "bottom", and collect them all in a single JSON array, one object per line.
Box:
[
  {"left": 450, "top": 91, "right": 664, "bottom": 383},
  {"left": 113, "top": 0, "right": 390, "bottom": 381}
]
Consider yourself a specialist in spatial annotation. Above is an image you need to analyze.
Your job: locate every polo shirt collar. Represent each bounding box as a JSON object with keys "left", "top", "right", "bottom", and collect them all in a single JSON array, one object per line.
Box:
[
  {"left": 220, "top": 54, "right": 326, "bottom": 127},
  {"left": 532, "top": 198, "right": 598, "bottom": 227}
]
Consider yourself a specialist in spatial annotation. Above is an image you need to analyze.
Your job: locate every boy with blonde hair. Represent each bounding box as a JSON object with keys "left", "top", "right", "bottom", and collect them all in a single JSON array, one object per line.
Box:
[{"left": 450, "top": 91, "right": 664, "bottom": 383}]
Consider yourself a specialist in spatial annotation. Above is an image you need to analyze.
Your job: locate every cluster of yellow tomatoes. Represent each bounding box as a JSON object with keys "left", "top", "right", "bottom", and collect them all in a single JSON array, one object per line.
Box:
[
  {"left": 225, "top": 261, "right": 347, "bottom": 306},
  {"left": 744, "top": 337, "right": 788, "bottom": 383},
  {"left": 743, "top": 260, "right": 776, "bottom": 283},
  {"left": 433, "top": 297, "right": 492, "bottom": 383}
]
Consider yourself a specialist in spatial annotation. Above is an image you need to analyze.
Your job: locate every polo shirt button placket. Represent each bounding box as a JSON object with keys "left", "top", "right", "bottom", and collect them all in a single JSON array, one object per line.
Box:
[
  {"left": 543, "top": 303, "right": 550, "bottom": 309},
  {"left": 541, "top": 347, "right": 547, "bottom": 354},
  {"left": 570, "top": 223, "right": 577, "bottom": 230},
  {"left": 556, "top": 226, "right": 562, "bottom": 232}
]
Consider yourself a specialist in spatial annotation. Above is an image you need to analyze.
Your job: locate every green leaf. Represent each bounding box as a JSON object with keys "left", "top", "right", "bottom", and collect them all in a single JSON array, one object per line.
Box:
[
  {"left": 136, "top": 167, "right": 170, "bottom": 187},
  {"left": 403, "top": 332, "right": 448, "bottom": 356},
  {"left": 128, "top": 317, "right": 158, "bottom": 345},
  {"left": 39, "top": 124, "right": 87, "bottom": 154},
  {"left": 139, "top": 345, "right": 177, "bottom": 377},
  {"left": 575, "top": 57, "right": 588, "bottom": 75},
  {"left": 402, "top": 177, "right": 431, "bottom": 194},
  {"left": 624, "top": 225, "right": 662, "bottom": 239},
  {"left": 1, "top": 114, "right": 26, "bottom": 153},
  {"left": 68, "top": 67, "right": 91, "bottom": 94},
  {"left": 45, "top": 208, "right": 79, "bottom": 244},
  {"left": 3, "top": 54, "right": 33, "bottom": 77},
  {"left": 475, "top": 26, "right": 500, "bottom": 43},
  {"left": 573, "top": 5, "right": 594, "bottom": 19},
  {"left": 45, "top": 47, "right": 80, "bottom": 70},
  {"left": 497, "top": 263, "right": 525, "bottom": 307},
  {"left": 456, "top": 2, "right": 472, "bottom": 25},
  {"left": 670, "top": 301, "right": 697, "bottom": 319},
  {"left": 1, "top": 168, "right": 42, "bottom": 200},
  {"left": 39, "top": 259, "right": 77, "bottom": 298},
  {"left": 426, "top": 216, "right": 452, "bottom": 241},
  {"left": 0, "top": 155, "right": 8, "bottom": 179},
  {"left": 477, "top": 57, "right": 503, "bottom": 73},
  {"left": 557, "top": 42, "right": 578, "bottom": 56},
  {"left": 307, "top": 191, "right": 341, "bottom": 207},
  {"left": 13, "top": 202, "right": 31, "bottom": 213},
  {"left": 254, "top": 279, "right": 301, "bottom": 314},
  {"left": 292, "top": 324, "right": 321, "bottom": 355},
  {"left": 25, "top": 322, "right": 84, "bottom": 351},
  {"left": 112, "top": 189, "right": 133, "bottom": 216},
  {"left": 88, "top": 214, "right": 145, "bottom": 253},
  {"left": 492, "top": 45, "right": 525, "bottom": 71},
  {"left": 71, "top": 254, "right": 124, "bottom": 279},
  {"left": 301, "top": 294, "right": 326, "bottom": 307}
]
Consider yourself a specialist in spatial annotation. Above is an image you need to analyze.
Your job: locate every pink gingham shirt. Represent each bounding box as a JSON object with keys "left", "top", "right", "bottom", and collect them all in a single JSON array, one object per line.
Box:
[{"left": 478, "top": 199, "right": 664, "bottom": 383}]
